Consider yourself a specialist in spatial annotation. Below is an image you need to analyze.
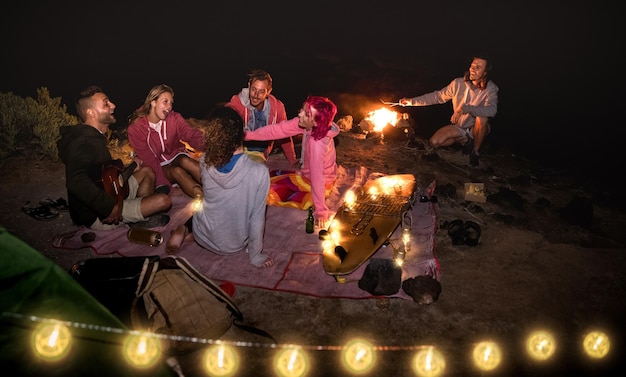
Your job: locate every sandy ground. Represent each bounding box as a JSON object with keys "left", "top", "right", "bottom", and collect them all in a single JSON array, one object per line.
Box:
[{"left": 1, "top": 129, "right": 625, "bottom": 376}]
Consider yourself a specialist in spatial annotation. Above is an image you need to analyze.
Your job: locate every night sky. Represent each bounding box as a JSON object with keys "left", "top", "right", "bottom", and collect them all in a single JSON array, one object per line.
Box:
[{"left": 2, "top": 1, "right": 624, "bottom": 187}]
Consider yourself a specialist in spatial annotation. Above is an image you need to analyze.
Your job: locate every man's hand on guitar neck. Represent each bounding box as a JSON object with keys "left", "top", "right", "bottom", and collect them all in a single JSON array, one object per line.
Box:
[{"left": 103, "top": 202, "right": 123, "bottom": 225}]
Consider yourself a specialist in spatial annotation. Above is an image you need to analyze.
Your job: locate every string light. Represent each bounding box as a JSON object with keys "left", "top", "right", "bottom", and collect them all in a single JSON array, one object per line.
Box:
[
  {"left": 192, "top": 195, "right": 203, "bottom": 212},
  {"left": 2, "top": 312, "right": 616, "bottom": 375},
  {"left": 582, "top": 330, "right": 611, "bottom": 359},
  {"left": 123, "top": 332, "right": 162, "bottom": 368},
  {"left": 411, "top": 346, "right": 445, "bottom": 377},
  {"left": 526, "top": 330, "right": 556, "bottom": 361},
  {"left": 341, "top": 338, "right": 375, "bottom": 374},
  {"left": 31, "top": 321, "right": 72, "bottom": 361},
  {"left": 273, "top": 346, "right": 309, "bottom": 377},
  {"left": 472, "top": 341, "right": 502, "bottom": 372},
  {"left": 203, "top": 343, "right": 240, "bottom": 376}
]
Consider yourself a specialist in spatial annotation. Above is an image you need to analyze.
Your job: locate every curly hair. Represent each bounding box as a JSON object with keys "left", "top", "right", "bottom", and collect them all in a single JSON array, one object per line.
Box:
[
  {"left": 303, "top": 96, "right": 337, "bottom": 141},
  {"left": 202, "top": 106, "right": 244, "bottom": 168},
  {"left": 128, "top": 84, "right": 174, "bottom": 124}
]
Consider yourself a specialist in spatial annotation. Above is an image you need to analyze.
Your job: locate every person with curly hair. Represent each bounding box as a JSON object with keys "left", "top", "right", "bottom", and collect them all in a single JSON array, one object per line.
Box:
[
  {"left": 165, "top": 105, "right": 274, "bottom": 268},
  {"left": 128, "top": 84, "right": 205, "bottom": 197}
]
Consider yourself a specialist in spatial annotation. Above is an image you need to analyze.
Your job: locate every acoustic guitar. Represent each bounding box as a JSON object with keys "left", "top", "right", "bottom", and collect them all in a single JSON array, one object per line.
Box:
[{"left": 100, "top": 159, "right": 137, "bottom": 204}]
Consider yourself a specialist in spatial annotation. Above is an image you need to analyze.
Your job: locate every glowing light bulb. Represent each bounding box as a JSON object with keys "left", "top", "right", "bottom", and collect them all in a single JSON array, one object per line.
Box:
[
  {"left": 204, "top": 343, "right": 239, "bottom": 377},
  {"left": 331, "top": 230, "right": 341, "bottom": 245},
  {"left": 322, "top": 239, "right": 334, "bottom": 255},
  {"left": 32, "top": 322, "right": 72, "bottom": 361},
  {"left": 526, "top": 330, "right": 556, "bottom": 361},
  {"left": 583, "top": 330, "right": 611, "bottom": 359},
  {"left": 344, "top": 190, "right": 356, "bottom": 209},
  {"left": 274, "top": 346, "right": 309, "bottom": 377},
  {"left": 123, "top": 333, "right": 161, "bottom": 368},
  {"left": 368, "top": 187, "right": 379, "bottom": 201},
  {"left": 402, "top": 228, "right": 411, "bottom": 252},
  {"left": 341, "top": 338, "right": 375, "bottom": 375},
  {"left": 412, "top": 346, "right": 445, "bottom": 377},
  {"left": 472, "top": 341, "right": 502, "bottom": 371},
  {"left": 192, "top": 195, "right": 203, "bottom": 212}
]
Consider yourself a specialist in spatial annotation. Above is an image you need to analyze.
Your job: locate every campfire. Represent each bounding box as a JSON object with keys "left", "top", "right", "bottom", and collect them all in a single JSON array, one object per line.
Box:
[{"left": 357, "top": 107, "right": 411, "bottom": 141}]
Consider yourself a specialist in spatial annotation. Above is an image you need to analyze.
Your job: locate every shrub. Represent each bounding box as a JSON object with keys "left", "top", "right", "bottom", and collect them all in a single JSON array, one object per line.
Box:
[{"left": 0, "top": 88, "right": 79, "bottom": 162}]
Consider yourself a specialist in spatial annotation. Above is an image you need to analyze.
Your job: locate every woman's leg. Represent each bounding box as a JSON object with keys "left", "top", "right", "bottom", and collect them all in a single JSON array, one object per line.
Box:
[{"left": 162, "top": 155, "right": 202, "bottom": 197}]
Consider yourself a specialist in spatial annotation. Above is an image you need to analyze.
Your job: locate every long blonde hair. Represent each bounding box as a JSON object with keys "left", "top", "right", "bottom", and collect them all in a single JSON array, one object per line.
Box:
[{"left": 128, "top": 84, "right": 174, "bottom": 124}]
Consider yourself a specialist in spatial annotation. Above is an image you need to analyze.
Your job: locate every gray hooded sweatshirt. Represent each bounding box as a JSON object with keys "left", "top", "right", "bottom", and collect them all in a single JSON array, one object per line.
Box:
[{"left": 192, "top": 153, "right": 271, "bottom": 267}]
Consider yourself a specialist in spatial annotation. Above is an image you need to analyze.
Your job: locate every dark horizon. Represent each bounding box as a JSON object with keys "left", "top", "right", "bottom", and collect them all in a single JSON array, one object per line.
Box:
[{"left": 2, "top": 1, "right": 623, "bottom": 189}]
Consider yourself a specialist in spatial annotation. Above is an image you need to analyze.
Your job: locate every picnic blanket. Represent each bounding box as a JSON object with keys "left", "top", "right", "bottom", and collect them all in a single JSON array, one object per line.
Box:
[{"left": 53, "top": 156, "right": 439, "bottom": 300}]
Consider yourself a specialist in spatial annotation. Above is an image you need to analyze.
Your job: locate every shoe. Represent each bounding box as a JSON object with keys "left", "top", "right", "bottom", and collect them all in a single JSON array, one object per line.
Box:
[
  {"left": 129, "top": 214, "right": 170, "bottom": 228},
  {"left": 464, "top": 221, "right": 481, "bottom": 246},
  {"left": 39, "top": 197, "right": 69, "bottom": 211},
  {"left": 462, "top": 139, "right": 474, "bottom": 155},
  {"left": 469, "top": 152, "right": 479, "bottom": 166},
  {"left": 22, "top": 202, "right": 59, "bottom": 221},
  {"left": 447, "top": 219, "right": 466, "bottom": 245}
]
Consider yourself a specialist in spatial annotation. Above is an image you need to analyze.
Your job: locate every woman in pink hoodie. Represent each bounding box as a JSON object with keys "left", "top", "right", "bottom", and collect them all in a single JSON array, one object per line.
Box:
[
  {"left": 244, "top": 96, "right": 339, "bottom": 228},
  {"left": 128, "top": 84, "right": 205, "bottom": 198}
]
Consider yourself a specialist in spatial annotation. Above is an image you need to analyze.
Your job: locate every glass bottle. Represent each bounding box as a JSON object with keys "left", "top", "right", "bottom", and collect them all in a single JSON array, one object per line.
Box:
[{"left": 306, "top": 207, "right": 315, "bottom": 234}]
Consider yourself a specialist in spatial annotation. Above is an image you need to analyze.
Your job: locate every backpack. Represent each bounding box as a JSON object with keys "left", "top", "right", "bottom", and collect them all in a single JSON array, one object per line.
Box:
[{"left": 70, "top": 255, "right": 274, "bottom": 355}]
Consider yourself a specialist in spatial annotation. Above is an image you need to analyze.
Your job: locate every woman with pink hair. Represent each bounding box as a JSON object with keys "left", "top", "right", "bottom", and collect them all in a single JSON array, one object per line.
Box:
[{"left": 244, "top": 96, "right": 339, "bottom": 228}]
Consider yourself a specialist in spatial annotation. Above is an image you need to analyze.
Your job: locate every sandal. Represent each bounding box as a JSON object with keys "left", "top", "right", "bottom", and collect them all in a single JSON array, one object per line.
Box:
[
  {"left": 447, "top": 219, "right": 466, "bottom": 245},
  {"left": 39, "top": 197, "right": 69, "bottom": 211},
  {"left": 22, "top": 202, "right": 59, "bottom": 221},
  {"left": 464, "top": 221, "right": 481, "bottom": 246}
]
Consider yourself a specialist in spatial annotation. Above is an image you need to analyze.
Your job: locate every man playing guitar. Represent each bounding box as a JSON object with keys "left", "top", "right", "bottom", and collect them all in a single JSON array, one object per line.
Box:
[{"left": 57, "top": 86, "right": 172, "bottom": 230}]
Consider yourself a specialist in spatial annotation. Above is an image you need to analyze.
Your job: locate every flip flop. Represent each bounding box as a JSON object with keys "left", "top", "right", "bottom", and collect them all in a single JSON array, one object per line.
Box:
[
  {"left": 447, "top": 219, "right": 466, "bottom": 245},
  {"left": 39, "top": 197, "right": 69, "bottom": 211},
  {"left": 22, "top": 202, "right": 59, "bottom": 221},
  {"left": 464, "top": 221, "right": 481, "bottom": 246}
]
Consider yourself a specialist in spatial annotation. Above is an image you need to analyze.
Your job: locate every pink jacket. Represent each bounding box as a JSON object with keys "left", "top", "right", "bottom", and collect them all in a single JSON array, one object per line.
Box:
[
  {"left": 127, "top": 111, "right": 204, "bottom": 188},
  {"left": 227, "top": 92, "right": 297, "bottom": 165},
  {"left": 244, "top": 117, "right": 340, "bottom": 220}
]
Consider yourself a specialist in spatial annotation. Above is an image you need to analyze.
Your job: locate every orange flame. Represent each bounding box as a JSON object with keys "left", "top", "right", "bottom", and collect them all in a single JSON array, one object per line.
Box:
[{"left": 364, "top": 108, "right": 399, "bottom": 133}]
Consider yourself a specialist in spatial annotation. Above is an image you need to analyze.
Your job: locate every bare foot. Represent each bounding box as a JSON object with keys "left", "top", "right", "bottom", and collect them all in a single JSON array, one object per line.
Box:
[
  {"left": 262, "top": 257, "right": 275, "bottom": 268},
  {"left": 166, "top": 224, "right": 187, "bottom": 255}
]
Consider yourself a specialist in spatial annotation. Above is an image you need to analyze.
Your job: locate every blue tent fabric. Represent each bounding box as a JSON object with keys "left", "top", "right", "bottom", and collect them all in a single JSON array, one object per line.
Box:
[{"left": 0, "top": 227, "right": 174, "bottom": 376}]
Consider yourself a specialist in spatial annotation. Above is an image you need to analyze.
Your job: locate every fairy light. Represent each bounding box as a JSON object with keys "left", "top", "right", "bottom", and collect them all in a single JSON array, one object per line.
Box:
[
  {"left": 368, "top": 186, "right": 379, "bottom": 201},
  {"left": 582, "top": 330, "right": 611, "bottom": 359},
  {"left": 203, "top": 343, "right": 239, "bottom": 376},
  {"left": 1, "top": 312, "right": 619, "bottom": 375},
  {"left": 274, "top": 346, "right": 309, "bottom": 377},
  {"left": 31, "top": 321, "right": 71, "bottom": 361},
  {"left": 472, "top": 341, "right": 502, "bottom": 371},
  {"left": 330, "top": 229, "right": 341, "bottom": 245},
  {"left": 412, "top": 346, "right": 445, "bottom": 377},
  {"left": 123, "top": 332, "right": 161, "bottom": 368},
  {"left": 344, "top": 190, "right": 356, "bottom": 210},
  {"left": 341, "top": 338, "right": 375, "bottom": 375},
  {"left": 192, "top": 195, "right": 203, "bottom": 212},
  {"left": 526, "top": 330, "right": 556, "bottom": 361}
]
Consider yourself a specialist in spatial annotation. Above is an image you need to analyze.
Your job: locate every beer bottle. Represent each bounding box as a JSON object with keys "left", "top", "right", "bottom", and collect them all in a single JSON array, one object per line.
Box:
[{"left": 306, "top": 207, "right": 315, "bottom": 234}]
